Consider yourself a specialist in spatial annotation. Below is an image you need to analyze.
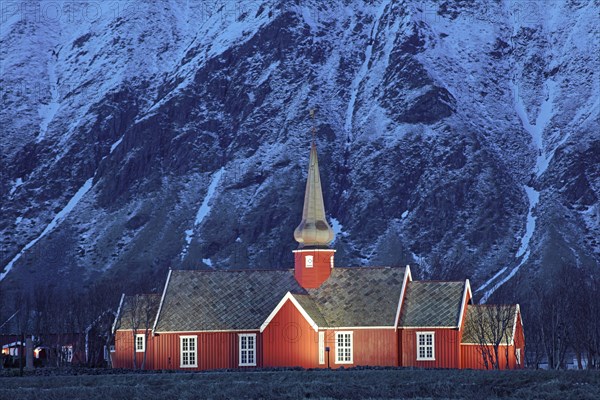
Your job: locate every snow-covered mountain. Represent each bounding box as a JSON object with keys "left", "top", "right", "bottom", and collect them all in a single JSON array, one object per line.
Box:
[{"left": 1, "top": 0, "right": 598, "bottom": 301}]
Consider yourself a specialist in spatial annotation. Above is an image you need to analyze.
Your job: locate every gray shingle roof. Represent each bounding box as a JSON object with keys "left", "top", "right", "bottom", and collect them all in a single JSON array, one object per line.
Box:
[
  {"left": 398, "top": 281, "right": 466, "bottom": 328},
  {"left": 154, "top": 269, "right": 304, "bottom": 331},
  {"left": 152, "top": 266, "right": 408, "bottom": 332},
  {"left": 290, "top": 294, "right": 328, "bottom": 327},
  {"left": 304, "top": 267, "right": 406, "bottom": 327},
  {"left": 461, "top": 305, "right": 518, "bottom": 344}
]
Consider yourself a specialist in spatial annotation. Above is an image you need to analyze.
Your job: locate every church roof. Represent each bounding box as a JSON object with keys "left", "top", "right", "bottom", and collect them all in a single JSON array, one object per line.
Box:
[
  {"left": 302, "top": 267, "right": 407, "bottom": 327},
  {"left": 152, "top": 266, "right": 408, "bottom": 332},
  {"left": 398, "top": 281, "right": 466, "bottom": 328},
  {"left": 153, "top": 269, "right": 304, "bottom": 332}
]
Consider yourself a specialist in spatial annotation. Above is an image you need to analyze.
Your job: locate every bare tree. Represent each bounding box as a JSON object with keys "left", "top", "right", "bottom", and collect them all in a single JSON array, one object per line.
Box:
[
  {"left": 13, "top": 288, "right": 32, "bottom": 376},
  {"left": 122, "top": 293, "right": 160, "bottom": 370},
  {"left": 464, "top": 304, "right": 516, "bottom": 369}
]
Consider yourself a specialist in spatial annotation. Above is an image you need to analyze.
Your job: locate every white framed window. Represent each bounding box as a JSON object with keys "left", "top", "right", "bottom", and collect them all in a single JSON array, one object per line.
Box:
[
  {"left": 318, "top": 331, "right": 325, "bottom": 365},
  {"left": 239, "top": 334, "right": 256, "bottom": 366},
  {"left": 180, "top": 335, "right": 197, "bottom": 368},
  {"left": 305, "top": 255, "right": 314, "bottom": 268},
  {"left": 416, "top": 332, "right": 435, "bottom": 361},
  {"left": 61, "top": 345, "right": 73, "bottom": 363},
  {"left": 335, "top": 331, "right": 353, "bottom": 364},
  {"left": 135, "top": 334, "right": 145, "bottom": 353},
  {"left": 330, "top": 255, "right": 334, "bottom": 269},
  {"left": 516, "top": 348, "right": 521, "bottom": 365}
]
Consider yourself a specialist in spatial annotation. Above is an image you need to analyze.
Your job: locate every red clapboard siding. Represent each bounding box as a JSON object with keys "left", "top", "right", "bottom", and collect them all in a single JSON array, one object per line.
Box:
[
  {"left": 460, "top": 310, "right": 525, "bottom": 370},
  {"left": 262, "top": 300, "right": 399, "bottom": 368},
  {"left": 112, "top": 330, "right": 156, "bottom": 369},
  {"left": 400, "top": 328, "right": 460, "bottom": 368},
  {"left": 114, "top": 330, "right": 261, "bottom": 370},
  {"left": 263, "top": 300, "right": 320, "bottom": 368},
  {"left": 294, "top": 250, "right": 335, "bottom": 289},
  {"left": 460, "top": 344, "right": 519, "bottom": 369},
  {"left": 323, "top": 329, "right": 398, "bottom": 368}
]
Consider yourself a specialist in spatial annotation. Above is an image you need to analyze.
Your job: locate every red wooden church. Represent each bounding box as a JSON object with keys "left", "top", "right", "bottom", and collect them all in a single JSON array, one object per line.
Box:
[{"left": 113, "top": 143, "right": 524, "bottom": 370}]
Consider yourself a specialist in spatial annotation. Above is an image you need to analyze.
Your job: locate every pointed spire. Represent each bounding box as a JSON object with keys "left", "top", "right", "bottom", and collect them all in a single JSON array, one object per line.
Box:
[{"left": 293, "top": 140, "right": 334, "bottom": 248}]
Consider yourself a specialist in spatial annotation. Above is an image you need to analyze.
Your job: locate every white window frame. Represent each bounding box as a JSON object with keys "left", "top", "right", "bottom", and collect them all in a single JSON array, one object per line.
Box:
[
  {"left": 516, "top": 348, "right": 521, "bottom": 365},
  {"left": 135, "top": 334, "right": 145, "bottom": 353},
  {"left": 335, "top": 331, "right": 353, "bottom": 364},
  {"left": 61, "top": 345, "right": 73, "bottom": 363},
  {"left": 305, "top": 255, "right": 314, "bottom": 268},
  {"left": 238, "top": 333, "right": 257, "bottom": 366},
  {"left": 180, "top": 335, "right": 198, "bottom": 368},
  {"left": 416, "top": 332, "right": 435, "bottom": 361},
  {"left": 318, "top": 331, "right": 325, "bottom": 365}
]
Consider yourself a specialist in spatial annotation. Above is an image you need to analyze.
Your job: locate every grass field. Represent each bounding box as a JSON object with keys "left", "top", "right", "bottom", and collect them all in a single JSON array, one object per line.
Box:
[{"left": 0, "top": 368, "right": 599, "bottom": 399}]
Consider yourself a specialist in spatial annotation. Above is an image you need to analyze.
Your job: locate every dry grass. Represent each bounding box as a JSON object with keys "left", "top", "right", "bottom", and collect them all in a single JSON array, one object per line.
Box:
[{"left": 0, "top": 368, "right": 598, "bottom": 399}]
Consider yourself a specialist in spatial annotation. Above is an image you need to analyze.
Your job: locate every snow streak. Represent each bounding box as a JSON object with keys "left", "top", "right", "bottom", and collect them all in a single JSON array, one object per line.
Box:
[
  {"left": 37, "top": 55, "right": 60, "bottom": 143},
  {"left": 1, "top": 178, "right": 93, "bottom": 281},
  {"left": 344, "top": 1, "right": 390, "bottom": 145},
  {"left": 180, "top": 168, "right": 225, "bottom": 260}
]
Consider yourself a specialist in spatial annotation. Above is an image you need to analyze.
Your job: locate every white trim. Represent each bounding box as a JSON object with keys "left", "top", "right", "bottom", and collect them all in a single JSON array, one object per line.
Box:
[
  {"left": 154, "top": 329, "right": 260, "bottom": 334},
  {"left": 401, "top": 326, "right": 458, "bottom": 329},
  {"left": 457, "top": 279, "right": 473, "bottom": 330},
  {"left": 112, "top": 293, "right": 125, "bottom": 334},
  {"left": 179, "top": 335, "right": 197, "bottom": 368},
  {"left": 135, "top": 334, "right": 145, "bottom": 353},
  {"left": 416, "top": 331, "right": 435, "bottom": 361},
  {"left": 461, "top": 342, "right": 514, "bottom": 346},
  {"left": 318, "top": 331, "right": 325, "bottom": 365},
  {"left": 292, "top": 249, "right": 337, "bottom": 253},
  {"left": 334, "top": 331, "right": 353, "bottom": 364},
  {"left": 260, "top": 292, "right": 319, "bottom": 333},
  {"left": 238, "top": 333, "right": 257, "bottom": 367},
  {"left": 152, "top": 269, "right": 172, "bottom": 335},
  {"left": 323, "top": 326, "right": 396, "bottom": 330},
  {"left": 510, "top": 304, "right": 521, "bottom": 346},
  {"left": 394, "top": 265, "right": 413, "bottom": 330}
]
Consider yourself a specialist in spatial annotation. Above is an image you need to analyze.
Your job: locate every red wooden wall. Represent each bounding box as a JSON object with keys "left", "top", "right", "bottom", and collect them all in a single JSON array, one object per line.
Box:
[
  {"left": 324, "top": 329, "right": 398, "bottom": 368},
  {"left": 293, "top": 250, "right": 335, "bottom": 289},
  {"left": 263, "top": 300, "right": 320, "bottom": 368},
  {"left": 460, "top": 312, "right": 525, "bottom": 370},
  {"left": 460, "top": 344, "right": 519, "bottom": 369},
  {"left": 113, "top": 330, "right": 261, "bottom": 370},
  {"left": 399, "top": 328, "right": 460, "bottom": 368},
  {"left": 262, "top": 300, "right": 398, "bottom": 368}
]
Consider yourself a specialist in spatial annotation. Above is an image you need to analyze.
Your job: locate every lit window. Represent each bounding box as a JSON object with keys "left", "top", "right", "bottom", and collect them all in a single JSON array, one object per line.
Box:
[
  {"left": 416, "top": 332, "right": 435, "bottom": 361},
  {"left": 335, "top": 331, "right": 353, "bottom": 364},
  {"left": 306, "top": 255, "right": 314, "bottom": 268},
  {"left": 135, "top": 334, "right": 145, "bottom": 353},
  {"left": 180, "top": 336, "right": 197, "bottom": 368},
  {"left": 239, "top": 334, "right": 256, "bottom": 366}
]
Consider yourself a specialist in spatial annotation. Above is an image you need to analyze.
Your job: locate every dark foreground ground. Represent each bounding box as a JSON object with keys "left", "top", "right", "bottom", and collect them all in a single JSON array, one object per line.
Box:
[{"left": 0, "top": 368, "right": 598, "bottom": 399}]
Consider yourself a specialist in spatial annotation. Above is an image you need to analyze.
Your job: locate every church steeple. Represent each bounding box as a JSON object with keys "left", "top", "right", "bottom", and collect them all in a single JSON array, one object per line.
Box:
[
  {"left": 293, "top": 142, "right": 334, "bottom": 248},
  {"left": 292, "top": 112, "right": 336, "bottom": 289}
]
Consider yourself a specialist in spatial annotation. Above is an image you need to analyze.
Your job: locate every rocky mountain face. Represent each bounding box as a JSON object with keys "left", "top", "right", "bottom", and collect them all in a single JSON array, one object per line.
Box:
[{"left": 1, "top": 0, "right": 598, "bottom": 301}]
